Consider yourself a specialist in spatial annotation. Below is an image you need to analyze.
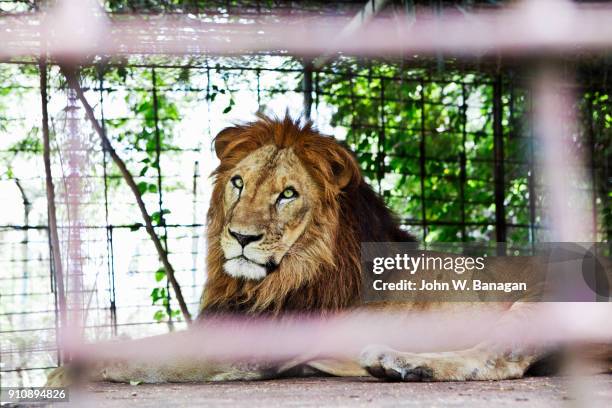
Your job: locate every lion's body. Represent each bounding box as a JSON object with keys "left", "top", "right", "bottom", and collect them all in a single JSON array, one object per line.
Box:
[{"left": 46, "top": 115, "right": 610, "bottom": 387}]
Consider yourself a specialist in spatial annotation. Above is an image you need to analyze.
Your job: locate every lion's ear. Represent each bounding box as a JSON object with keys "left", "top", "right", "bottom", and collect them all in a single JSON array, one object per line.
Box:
[
  {"left": 213, "top": 126, "right": 241, "bottom": 160},
  {"left": 328, "top": 144, "right": 361, "bottom": 190}
]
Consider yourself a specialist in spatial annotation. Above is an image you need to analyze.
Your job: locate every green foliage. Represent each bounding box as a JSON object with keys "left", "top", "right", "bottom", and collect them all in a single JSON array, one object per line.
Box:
[
  {"left": 318, "top": 60, "right": 503, "bottom": 242},
  {"left": 155, "top": 267, "right": 166, "bottom": 282},
  {"left": 150, "top": 281, "right": 181, "bottom": 323}
]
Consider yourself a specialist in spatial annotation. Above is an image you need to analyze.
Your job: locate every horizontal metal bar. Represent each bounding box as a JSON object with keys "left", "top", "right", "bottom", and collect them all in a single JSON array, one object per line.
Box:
[{"left": 2, "top": 1, "right": 612, "bottom": 60}]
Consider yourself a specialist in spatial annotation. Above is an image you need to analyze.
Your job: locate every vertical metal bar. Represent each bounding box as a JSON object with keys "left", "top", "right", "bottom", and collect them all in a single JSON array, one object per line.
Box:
[
  {"left": 606, "top": 90, "right": 612, "bottom": 248},
  {"left": 526, "top": 91, "right": 537, "bottom": 249},
  {"left": 493, "top": 74, "right": 507, "bottom": 252},
  {"left": 256, "top": 68, "right": 261, "bottom": 110},
  {"left": 459, "top": 83, "right": 467, "bottom": 242},
  {"left": 419, "top": 79, "right": 428, "bottom": 242},
  {"left": 348, "top": 66, "right": 357, "bottom": 149},
  {"left": 314, "top": 70, "right": 320, "bottom": 113},
  {"left": 191, "top": 160, "right": 199, "bottom": 300},
  {"left": 378, "top": 76, "right": 386, "bottom": 195},
  {"left": 303, "top": 59, "right": 313, "bottom": 120},
  {"left": 98, "top": 68, "right": 117, "bottom": 336},
  {"left": 586, "top": 90, "right": 598, "bottom": 241},
  {"left": 151, "top": 68, "right": 174, "bottom": 331}
]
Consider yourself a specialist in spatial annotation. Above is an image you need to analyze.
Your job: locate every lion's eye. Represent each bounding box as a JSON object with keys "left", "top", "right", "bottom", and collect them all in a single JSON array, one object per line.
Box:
[
  {"left": 231, "top": 176, "right": 243, "bottom": 189},
  {"left": 278, "top": 187, "right": 298, "bottom": 202}
]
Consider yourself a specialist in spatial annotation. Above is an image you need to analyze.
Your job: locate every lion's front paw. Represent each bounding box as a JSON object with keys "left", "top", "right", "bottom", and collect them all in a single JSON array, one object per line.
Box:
[
  {"left": 359, "top": 345, "right": 434, "bottom": 382},
  {"left": 45, "top": 366, "right": 73, "bottom": 387}
]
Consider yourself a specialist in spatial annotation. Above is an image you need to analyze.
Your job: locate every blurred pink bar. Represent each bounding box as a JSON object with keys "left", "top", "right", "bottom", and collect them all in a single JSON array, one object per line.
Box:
[
  {"left": 65, "top": 304, "right": 612, "bottom": 363},
  {"left": 2, "top": 0, "right": 612, "bottom": 60}
]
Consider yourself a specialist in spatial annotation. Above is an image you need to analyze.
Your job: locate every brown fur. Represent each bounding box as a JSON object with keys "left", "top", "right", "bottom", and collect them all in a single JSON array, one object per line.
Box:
[{"left": 200, "top": 115, "right": 414, "bottom": 316}]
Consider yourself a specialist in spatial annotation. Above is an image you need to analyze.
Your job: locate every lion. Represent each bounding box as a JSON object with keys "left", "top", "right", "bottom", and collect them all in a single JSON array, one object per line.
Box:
[{"left": 47, "top": 114, "right": 610, "bottom": 386}]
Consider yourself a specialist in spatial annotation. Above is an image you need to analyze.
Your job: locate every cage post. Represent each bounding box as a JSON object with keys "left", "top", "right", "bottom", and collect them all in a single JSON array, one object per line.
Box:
[
  {"left": 151, "top": 68, "right": 174, "bottom": 331},
  {"left": 493, "top": 74, "right": 506, "bottom": 253},
  {"left": 348, "top": 65, "right": 357, "bottom": 148},
  {"left": 419, "top": 79, "right": 428, "bottom": 242},
  {"left": 377, "top": 76, "right": 386, "bottom": 194},
  {"left": 526, "top": 91, "right": 537, "bottom": 248},
  {"left": 302, "top": 59, "right": 313, "bottom": 120},
  {"left": 191, "top": 160, "right": 199, "bottom": 300},
  {"left": 459, "top": 83, "right": 468, "bottom": 242},
  {"left": 97, "top": 68, "right": 118, "bottom": 337},
  {"left": 256, "top": 68, "right": 261, "bottom": 110},
  {"left": 586, "top": 90, "right": 599, "bottom": 242}
]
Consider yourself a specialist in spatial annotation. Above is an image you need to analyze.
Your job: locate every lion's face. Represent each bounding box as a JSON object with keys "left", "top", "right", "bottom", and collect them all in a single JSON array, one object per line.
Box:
[
  {"left": 220, "top": 144, "right": 317, "bottom": 280},
  {"left": 203, "top": 116, "right": 364, "bottom": 313}
]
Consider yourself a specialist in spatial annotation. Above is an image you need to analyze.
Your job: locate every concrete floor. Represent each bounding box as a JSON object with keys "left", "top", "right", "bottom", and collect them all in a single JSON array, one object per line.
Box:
[{"left": 64, "top": 375, "right": 612, "bottom": 407}]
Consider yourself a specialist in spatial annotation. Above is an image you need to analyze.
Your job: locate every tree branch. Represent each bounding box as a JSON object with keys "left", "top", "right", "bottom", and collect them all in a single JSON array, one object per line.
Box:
[
  {"left": 40, "top": 60, "right": 68, "bottom": 345},
  {"left": 61, "top": 65, "right": 193, "bottom": 324}
]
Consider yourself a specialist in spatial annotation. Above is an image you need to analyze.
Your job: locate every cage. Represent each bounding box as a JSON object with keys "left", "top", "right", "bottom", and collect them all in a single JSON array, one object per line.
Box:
[{"left": 0, "top": 0, "right": 610, "bottom": 401}]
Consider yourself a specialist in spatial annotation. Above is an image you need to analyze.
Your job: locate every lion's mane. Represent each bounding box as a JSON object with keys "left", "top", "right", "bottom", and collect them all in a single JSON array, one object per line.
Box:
[{"left": 199, "top": 115, "right": 415, "bottom": 316}]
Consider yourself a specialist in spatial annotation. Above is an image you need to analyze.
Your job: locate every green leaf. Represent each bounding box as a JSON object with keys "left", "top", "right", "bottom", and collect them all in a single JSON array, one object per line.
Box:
[
  {"left": 130, "top": 380, "right": 142, "bottom": 386},
  {"left": 150, "top": 287, "right": 166, "bottom": 304},
  {"left": 129, "top": 223, "right": 143, "bottom": 231},
  {"left": 150, "top": 288, "right": 160, "bottom": 303},
  {"left": 155, "top": 268, "right": 166, "bottom": 282},
  {"left": 153, "top": 310, "right": 165, "bottom": 322},
  {"left": 137, "top": 181, "right": 148, "bottom": 195},
  {"left": 151, "top": 209, "right": 170, "bottom": 225},
  {"left": 146, "top": 137, "right": 157, "bottom": 152},
  {"left": 223, "top": 105, "right": 232, "bottom": 114}
]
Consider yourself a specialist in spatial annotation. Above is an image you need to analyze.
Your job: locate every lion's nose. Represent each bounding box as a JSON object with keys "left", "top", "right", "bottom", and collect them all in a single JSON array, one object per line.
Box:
[{"left": 229, "top": 229, "right": 263, "bottom": 248}]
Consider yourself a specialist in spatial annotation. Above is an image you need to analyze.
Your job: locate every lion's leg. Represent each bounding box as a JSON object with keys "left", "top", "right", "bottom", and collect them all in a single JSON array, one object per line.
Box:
[
  {"left": 94, "top": 360, "right": 278, "bottom": 383},
  {"left": 46, "top": 359, "right": 281, "bottom": 386},
  {"left": 360, "top": 302, "right": 543, "bottom": 381},
  {"left": 359, "top": 343, "right": 540, "bottom": 381}
]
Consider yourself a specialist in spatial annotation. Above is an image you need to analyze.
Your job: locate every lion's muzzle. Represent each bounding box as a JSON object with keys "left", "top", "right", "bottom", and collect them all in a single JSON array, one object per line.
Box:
[{"left": 228, "top": 229, "right": 263, "bottom": 247}]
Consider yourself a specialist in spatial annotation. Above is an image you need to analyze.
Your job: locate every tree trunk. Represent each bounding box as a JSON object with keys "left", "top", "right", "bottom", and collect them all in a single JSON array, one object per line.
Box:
[{"left": 40, "top": 60, "right": 69, "bottom": 350}]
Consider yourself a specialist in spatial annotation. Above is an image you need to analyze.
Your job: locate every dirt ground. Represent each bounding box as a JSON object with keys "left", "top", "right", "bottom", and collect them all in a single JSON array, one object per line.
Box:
[{"left": 60, "top": 375, "right": 612, "bottom": 407}]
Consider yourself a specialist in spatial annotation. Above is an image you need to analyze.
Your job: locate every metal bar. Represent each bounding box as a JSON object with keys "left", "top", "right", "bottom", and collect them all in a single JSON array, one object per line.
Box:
[
  {"left": 98, "top": 67, "right": 118, "bottom": 337},
  {"left": 152, "top": 68, "right": 175, "bottom": 331},
  {"left": 525, "top": 89, "right": 537, "bottom": 248},
  {"left": 586, "top": 90, "right": 598, "bottom": 241},
  {"left": 302, "top": 59, "right": 313, "bottom": 120},
  {"left": 419, "top": 79, "right": 428, "bottom": 242},
  {"left": 459, "top": 83, "right": 467, "bottom": 242},
  {"left": 493, "top": 74, "right": 506, "bottom": 250},
  {"left": 377, "top": 76, "right": 386, "bottom": 194},
  {"left": 255, "top": 68, "right": 261, "bottom": 109}
]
